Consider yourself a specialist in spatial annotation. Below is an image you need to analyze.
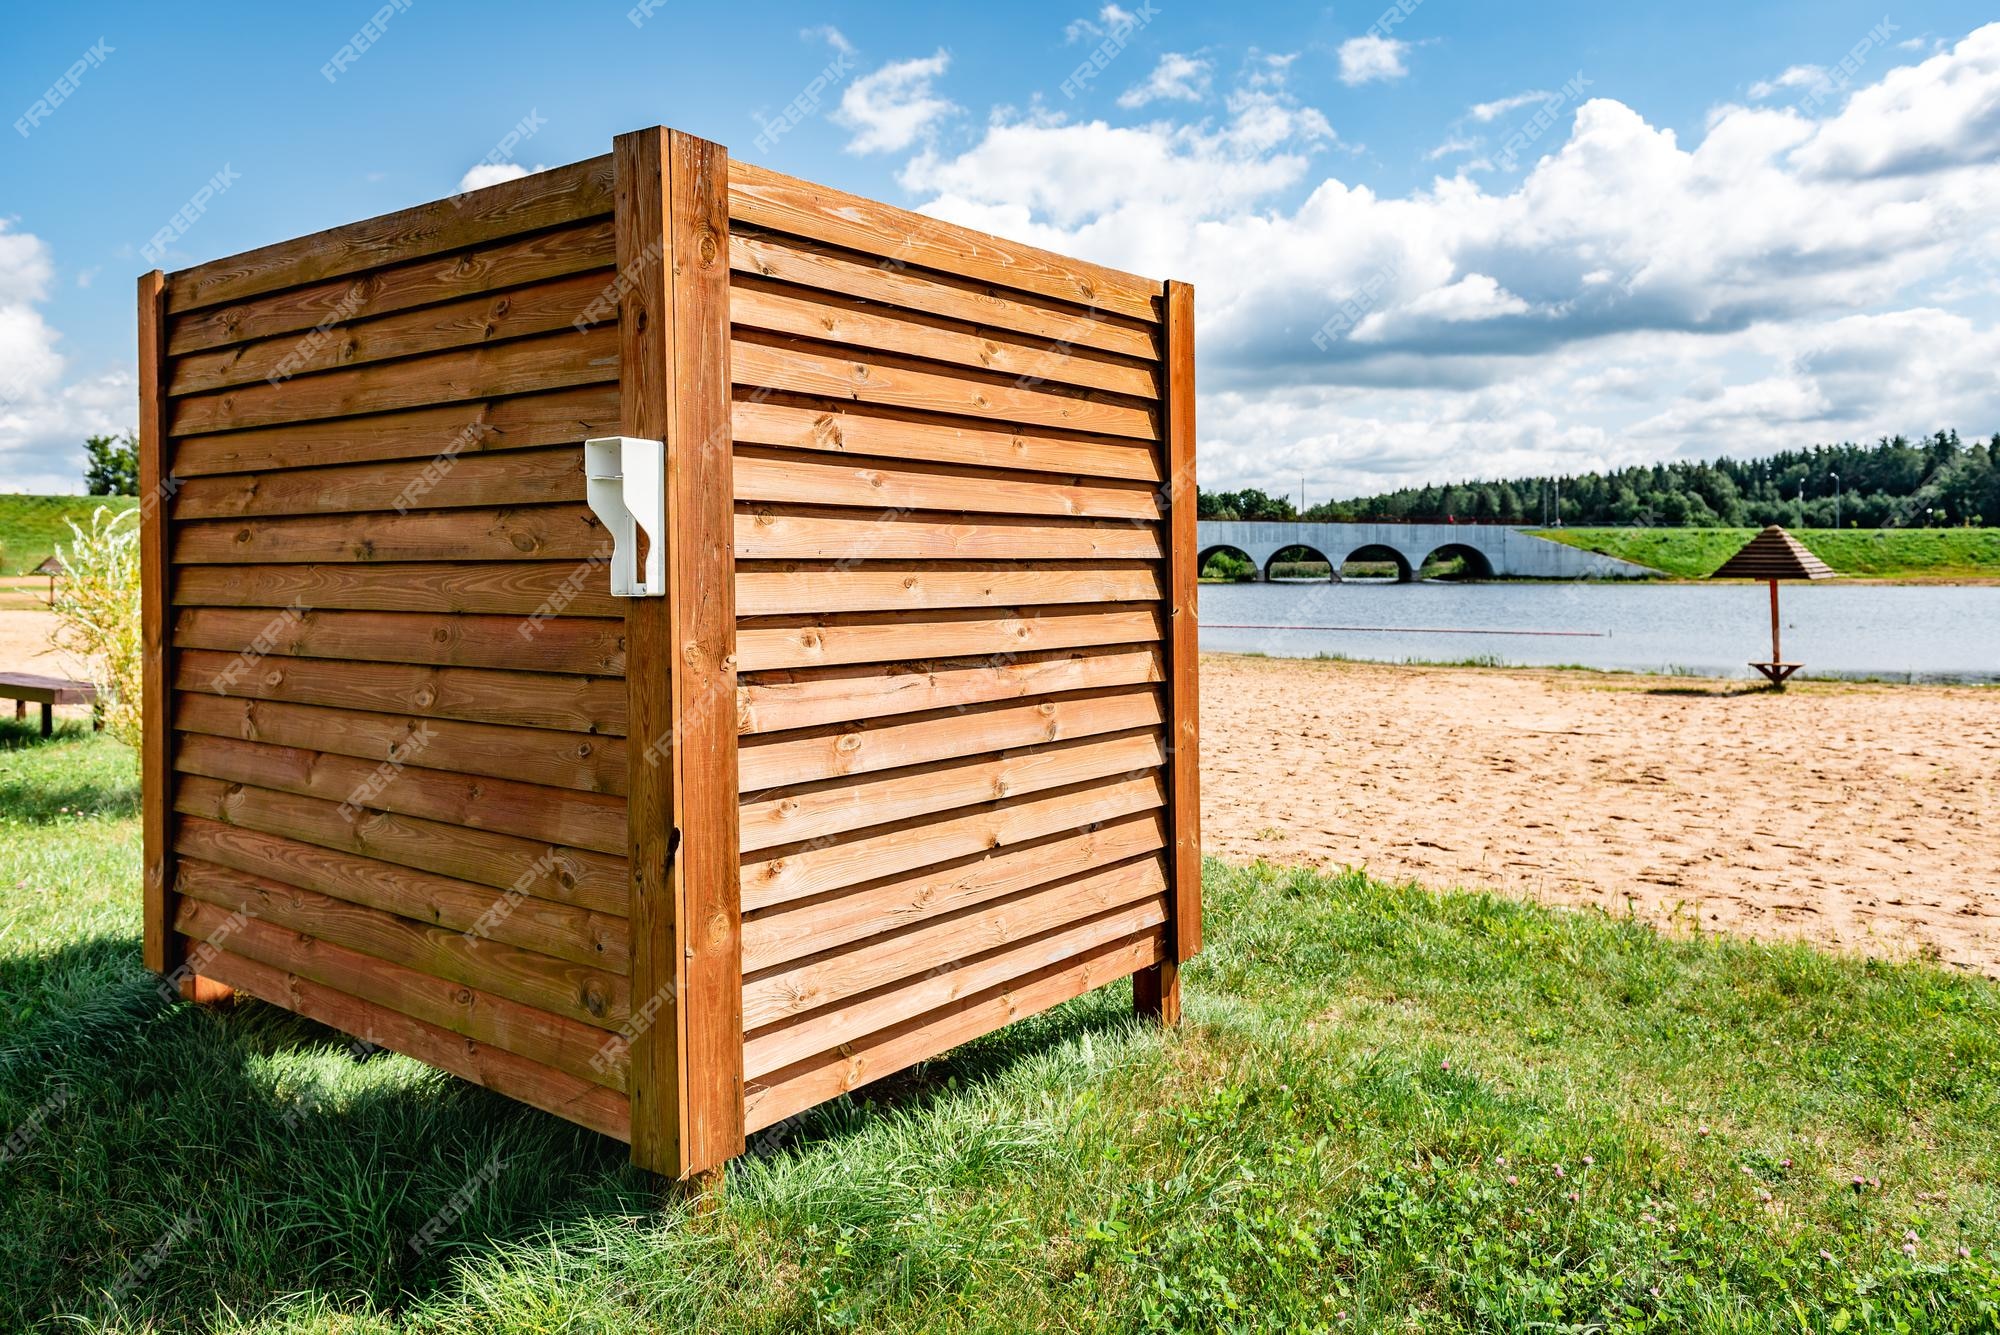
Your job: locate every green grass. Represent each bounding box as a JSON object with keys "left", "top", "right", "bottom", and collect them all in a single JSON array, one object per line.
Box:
[
  {"left": 5, "top": 730, "right": 2000, "bottom": 1332},
  {"left": 1532, "top": 527, "right": 2000, "bottom": 580},
  {"left": 0, "top": 494, "right": 140, "bottom": 575}
]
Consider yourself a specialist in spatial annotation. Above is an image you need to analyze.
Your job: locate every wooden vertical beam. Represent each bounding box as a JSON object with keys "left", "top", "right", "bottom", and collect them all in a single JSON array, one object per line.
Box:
[
  {"left": 138, "top": 270, "right": 182, "bottom": 979},
  {"left": 616, "top": 126, "right": 742, "bottom": 1181},
  {"left": 1139, "top": 279, "right": 1200, "bottom": 1025}
]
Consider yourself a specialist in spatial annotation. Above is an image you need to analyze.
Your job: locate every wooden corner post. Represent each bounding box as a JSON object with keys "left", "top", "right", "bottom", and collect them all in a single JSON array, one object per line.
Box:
[
  {"left": 1137, "top": 279, "right": 1201, "bottom": 1025},
  {"left": 616, "top": 127, "right": 743, "bottom": 1183},
  {"left": 138, "top": 269, "right": 181, "bottom": 981}
]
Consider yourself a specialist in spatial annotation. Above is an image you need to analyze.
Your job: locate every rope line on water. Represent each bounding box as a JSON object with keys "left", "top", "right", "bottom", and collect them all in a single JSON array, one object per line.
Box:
[{"left": 1204, "top": 623, "right": 1607, "bottom": 638}]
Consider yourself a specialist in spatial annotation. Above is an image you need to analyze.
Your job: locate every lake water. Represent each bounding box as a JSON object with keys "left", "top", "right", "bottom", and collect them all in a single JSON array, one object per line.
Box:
[{"left": 1199, "top": 580, "right": 2000, "bottom": 683}]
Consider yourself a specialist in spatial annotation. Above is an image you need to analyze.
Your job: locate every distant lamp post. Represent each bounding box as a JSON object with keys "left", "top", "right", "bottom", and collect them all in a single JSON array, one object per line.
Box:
[{"left": 1830, "top": 472, "right": 1840, "bottom": 530}]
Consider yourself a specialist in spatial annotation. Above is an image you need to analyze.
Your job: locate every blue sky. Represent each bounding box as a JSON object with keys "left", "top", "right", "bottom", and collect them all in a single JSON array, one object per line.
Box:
[{"left": 3, "top": 1, "right": 1998, "bottom": 495}]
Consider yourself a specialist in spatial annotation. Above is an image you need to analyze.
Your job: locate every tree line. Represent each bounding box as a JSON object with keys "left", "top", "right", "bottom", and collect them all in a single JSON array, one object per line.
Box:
[{"left": 1199, "top": 431, "right": 2000, "bottom": 529}]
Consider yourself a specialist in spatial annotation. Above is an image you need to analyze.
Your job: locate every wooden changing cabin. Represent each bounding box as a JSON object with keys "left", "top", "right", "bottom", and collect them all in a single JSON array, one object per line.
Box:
[{"left": 137, "top": 125, "right": 1201, "bottom": 1186}]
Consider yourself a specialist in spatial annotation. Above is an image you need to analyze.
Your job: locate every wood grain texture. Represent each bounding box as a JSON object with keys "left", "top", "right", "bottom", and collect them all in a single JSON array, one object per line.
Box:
[
  {"left": 173, "top": 445, "right": 586, "bottom": 520},
  {"left": 728, "top": 161, "right": 1159, "bottom": 323},
  {"left": 742, "top": 810, "right": 1167, "bottom": 970},
  {"left": 734, "top": 509, "right": 1161, "bottom": 563},
  {"left": 171, "top": 384, "right": 619, "bottom": 477},
  {"left": 1161, "top": 280, "right": 1202, "bottom": 965},
  {"left": 744, "top": 928, "right": 1162, "bottom": 1133},
  {"left": 736, "top": 604, "right": 1164, "bottom": 674},
  {"left": 173, "top": 562, "right": 623, "bottom": 618},
  {"left": 735, "top": 561, "right": 1163, "bottom": 618},
  {"left": 184, "top": 939, "right": 630, "bottom": 1139},
  {"left": 139, "top": 269, "right": 178, "bottom": 975},
  {"left": 730, "top": 229, "right": 1158, "bottom": 361},
  {"left": 732, "top": 447, "right": 1161, "bottom": 522},
  {"left": 169, "top": 326, "right": 618, "bottom": 436},
  {"left": 175, "top": 648, "right": 628, "bottom": 735},
  {"left": 172, "top": 606, "right": 625, "bottom": 676},
  {"left": 173, "top": 692, "right": 626, "bottom": 795},
  {"left": 736, "top": 645, "right": 1164, "bottom": 735},
  {"left": 175, "top": 851, "right": 628, "bottom": 1029},
  {"left": 172, "top": 504, "right": 610, "bottom": 565},
  {"left": 174, "top": 732, "right": 628, "bottom": 856},
  {"left": 168, "top": 219, "right": 616, "bottom": 355},
  {"left": 732, "top": 338, "right": 1157, "bottom": 442},
  {"left": 168, "top": 155, "right": 615, "bottom": 313},
  {"left": 732, "top": 399, "right": 1160, "bottom": 483},
  {"left": 177, "top": 896, "right": 627, "bottom": 1090},
  {"left": 171, "top": 270, "right": 616, "bottom": 395}
]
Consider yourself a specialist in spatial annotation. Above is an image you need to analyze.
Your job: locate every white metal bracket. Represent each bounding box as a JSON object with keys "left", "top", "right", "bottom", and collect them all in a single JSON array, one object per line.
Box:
[{"left": 583, "top": 436, "right": 666, "bottom": 597}]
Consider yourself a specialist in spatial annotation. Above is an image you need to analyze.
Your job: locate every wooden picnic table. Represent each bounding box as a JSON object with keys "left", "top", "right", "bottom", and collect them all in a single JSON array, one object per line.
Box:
[{"left": 0, "top": 672, "right": 101, "bottom": 737}]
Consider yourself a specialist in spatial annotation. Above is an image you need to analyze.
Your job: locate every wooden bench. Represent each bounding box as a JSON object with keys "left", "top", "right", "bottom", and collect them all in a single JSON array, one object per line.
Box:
[{"left": 0, "top": 672, "right": 101, "bottom": 737}]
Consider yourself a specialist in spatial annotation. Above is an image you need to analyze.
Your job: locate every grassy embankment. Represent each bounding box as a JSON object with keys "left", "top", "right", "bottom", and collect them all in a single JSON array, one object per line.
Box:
[
  {"left": 1534, "top": 527, "right": 2000, "bottom": 581},
  {"left": 0, "top": 494, "right": 138, "bottom": 576},
  {"left": 4, "top": 726, "right": 1998, "bottom": 1332}
]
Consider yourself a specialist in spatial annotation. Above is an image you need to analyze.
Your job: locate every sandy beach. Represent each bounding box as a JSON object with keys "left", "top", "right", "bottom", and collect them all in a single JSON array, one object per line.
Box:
[{"left": 1202, "top": 653, "right": 2000, "bottom": 975}]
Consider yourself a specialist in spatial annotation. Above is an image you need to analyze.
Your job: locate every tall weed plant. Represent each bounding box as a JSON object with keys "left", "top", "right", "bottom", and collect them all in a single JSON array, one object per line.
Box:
[{"left": 50, "top": 505, "right": 142, "bottom": 748}]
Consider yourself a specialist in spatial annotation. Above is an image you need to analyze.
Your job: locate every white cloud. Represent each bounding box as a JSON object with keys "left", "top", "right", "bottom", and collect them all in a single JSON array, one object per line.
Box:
[
  {"left": 1426, "top": 133, "right": 1482, "bottom": 161},
  {"left": 802, "top": 24, "right": 855, "bottom": 56},
  {"left": 457, "top": 161, "right": 543, "bottom": 193},
  {"left": 0, "top": 222, "right": 132, "bottom": 494},
  {"left": 1748, "top": 65, "right": 1832, "bottom": 100},
  {"left": 1338, "top": 34, "right": 1409, "bottom": 86},
  {"left": 1468, "top": 90, "right": 1553, "bottom": 122},
  {"left": 836, "top": 50, "right": 956, "bottom": 153},
  {"left": 1066, "top": 4, "right": 1136, "bottom": 44},
  {"left": 899, "top": 24, "right": 2000, "bottom": 494},
  {"left": 1118, "top": 53, "right": 1212, "bottom": 108}
]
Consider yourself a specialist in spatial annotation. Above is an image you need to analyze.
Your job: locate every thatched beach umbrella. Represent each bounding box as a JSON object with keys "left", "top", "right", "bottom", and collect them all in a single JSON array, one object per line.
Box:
[{"left": 1709, "top": 525, "right": 1836, "bottom": 687}]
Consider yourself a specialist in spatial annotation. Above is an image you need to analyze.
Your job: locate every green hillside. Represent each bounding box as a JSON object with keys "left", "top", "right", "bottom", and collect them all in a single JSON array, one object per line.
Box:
[
  {"left": 0, "top": 494, "right": 139, "bottom": 575},
  {"left": 1534, "top": 527, "right": 2000, "bottom": 580}
]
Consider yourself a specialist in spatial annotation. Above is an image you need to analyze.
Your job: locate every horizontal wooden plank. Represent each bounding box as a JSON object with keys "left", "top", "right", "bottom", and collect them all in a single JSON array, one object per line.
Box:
[
  {"left": 728, "top": 161, "right": 1160, "bottom": 324},
  {"left": 739, "top": 686, "right": 1162, "bottom": 794},
  {"left": 746, "top": 880, "right": 1167, "bottom": 1073},
  {"left": 736, "top": 509, "right": 1161, "bottom": 564},
  {"left": 175, "top": 776, "right": 627, "bottom": 921},
  {"left": 737, "top": 645, "right": 1165, "bottom": 735},
  {"left": 176, "top": 853, "right": 628, "bottom": 1030},
  {"left": 177, "top": 896, "right": 626, "bottom": 1091},
  {"left": 730, "top": 277, "right": 1158, "bottom": 399},
  {"left": 169, "top": 219, "right": 618, "bottom": 356},
  {"left": 174, "top": 693, "right": 626, "bottom": 796},
  {"left": 742, "top": 769, "right": 1166, "bottom": 911},
  {"left": 176, "top": 648, "right": 627, "bottom": 735},
  {"left": 744, "top": 809, "right": 1166, "bottom": 970},
  {"left": 174, "top": 505, "right": 609, "bottom": 566},
  {"left": 733, "top": 338, "right": 1156, "bottom": 442},
  {"left": 733, "top": 448, "right": 1160, "bottom": 522},
  {"left": 731, "top": 229, "right": 1158, "bottom": 362},
  {"left": 170, "top": 326, "right": 618, "bottom": 436},
  {"left": 182, "top": 937, "right": 630, "bottom": 1140},
  {"left": 172, "top": 270, "right": 616, "bottom": 395},
  {"left": 736, "top": 560, "right": 1163, "bottom": 618},
  {"left": 733, "top": 399, "right": 1161, "bottom": 484},
  {"left": 747, "top": 858, "right": 1163, "bottom": 1028},
  {"left": 175, "top": 733, "right": 628, "bottom": 856},
  {"left": 168, "top": 155, "right": 615, "bottom": 313},
  {"left": 738, "top": 605, "right": 1164, "bottom": 674},
  {"left": 174, "top": 562, "right": 623, "bottom": 618},
  {"left": 174, "top": 445, "right": 585, "bottom": 520},
  {"left": 173, "top": 607, "right": 624, "bottom": 677},
  {"left": 172, "top": 384, "right": 619, "bottom": 477},
  {"left": 740, "top": 729, "right": 1165, "bottom": 855},
  {"left": 744, "top": 927, "right": 1162, "bottom": 1133}
]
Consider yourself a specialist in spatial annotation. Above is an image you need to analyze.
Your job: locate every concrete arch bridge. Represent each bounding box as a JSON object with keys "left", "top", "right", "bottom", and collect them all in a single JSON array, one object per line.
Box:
[{"left": 1196, "top": 521, "right": 1656, "bottom": 581}]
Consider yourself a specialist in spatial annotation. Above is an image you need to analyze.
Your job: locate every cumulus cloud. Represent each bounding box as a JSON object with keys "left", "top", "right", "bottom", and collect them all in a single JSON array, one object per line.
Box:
[
  {"left": 902, "top": 23, "right": 2000, "bottom": 494},
  {"left": 1065, "top": 4, "right": 1138, "bottom": 44},
  {"left": 1338, "top": 35, "right": 1409, "bottom": 86},
  {"left": 836, "top": 50, "right": 956, "bottom": 153},
  {"left": 457, "top": 161, "right": 542, "bottom": 193},
  {"left": 1119, "top": 53, "right": 1212, "bottom": 108},
  {"left": 0, "top": 222, "right": 132, "bottom": 494}
]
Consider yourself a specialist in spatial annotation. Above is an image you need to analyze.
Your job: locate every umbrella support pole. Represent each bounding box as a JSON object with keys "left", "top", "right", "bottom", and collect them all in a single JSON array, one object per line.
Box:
[{"left": 1749, "top": 578, "right": 1800, "bottom": 687}]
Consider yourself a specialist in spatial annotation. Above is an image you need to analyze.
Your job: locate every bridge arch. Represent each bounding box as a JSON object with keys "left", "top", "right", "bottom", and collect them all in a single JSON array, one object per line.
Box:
[
  {"left": 1340, "top": 544, "right": 1415, "bottom": 583},
  {"left": 1263, "top": 544, "right": 1336, "bottom": 582},
  {"left": 1418, "top": 542, "right": 1495, "bottom": 581},
  {"left": 1197, "top": 543, "right": 1260, "bottom": 582}
]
